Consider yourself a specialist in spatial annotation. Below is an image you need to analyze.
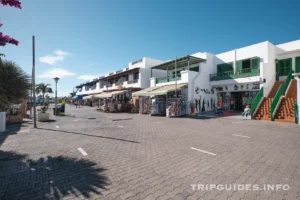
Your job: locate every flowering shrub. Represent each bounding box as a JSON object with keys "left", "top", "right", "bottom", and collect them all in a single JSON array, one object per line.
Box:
[
  {"left": 0, "top": 0, "right": 21, "bottom": 9},
  {"left": 0, "top": 0, "right": 21, "bottom": 48}
]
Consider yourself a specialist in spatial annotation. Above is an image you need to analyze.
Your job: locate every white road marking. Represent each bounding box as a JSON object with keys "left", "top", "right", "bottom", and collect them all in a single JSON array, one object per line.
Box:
[
  {"left": 78, "top": 148, "right": 88, "bottom": 156},
  {"left": 191, "top": 147, "right": 216, "bottom": 156},
  {"left": 232, "top": 121, "right": 241, "bottom": 124},
  {"left": 56, "top": 125, "right": 59, "bottom": 128},
  {"left": 73, "top": 120, "right": 78, "bottom": 122},
  {"left": 232, "top": 134, "right": 250, "bottom": 139},
  {"left": 108, "top": 117, "right": 112, "bottom": 118},
  {"left": 118, "top": 125, "right": 124, "bottom": 128},
  {"left": 157, "top": 122, "right": 164, "bottom": 123}
]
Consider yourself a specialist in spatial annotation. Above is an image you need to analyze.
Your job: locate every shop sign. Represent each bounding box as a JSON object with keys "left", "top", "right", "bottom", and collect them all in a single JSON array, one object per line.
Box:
[{"left": 215, "top": 86, "right": 224, "bottom": 92}]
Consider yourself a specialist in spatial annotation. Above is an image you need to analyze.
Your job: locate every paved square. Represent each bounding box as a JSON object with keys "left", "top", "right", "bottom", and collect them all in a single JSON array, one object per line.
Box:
[{"left": 0, "top": 105, "right": 300, "bottom": 200}]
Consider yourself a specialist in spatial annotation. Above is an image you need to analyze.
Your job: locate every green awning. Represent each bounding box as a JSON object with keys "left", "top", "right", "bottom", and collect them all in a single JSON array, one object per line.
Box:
[{"left": 151, "top": 55, "right": 206, "bottom": 71}]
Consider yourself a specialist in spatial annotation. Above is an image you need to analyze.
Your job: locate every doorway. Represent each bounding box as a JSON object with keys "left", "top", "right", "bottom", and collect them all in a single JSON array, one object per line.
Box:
[{"left": 230, "top": 92, "right": 243, "bottom": 111}]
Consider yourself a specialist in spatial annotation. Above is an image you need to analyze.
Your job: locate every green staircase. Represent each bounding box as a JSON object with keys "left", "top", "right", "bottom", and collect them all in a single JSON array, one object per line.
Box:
[{"left": 270, "top": 70, "right": 294, "bottom": 121}]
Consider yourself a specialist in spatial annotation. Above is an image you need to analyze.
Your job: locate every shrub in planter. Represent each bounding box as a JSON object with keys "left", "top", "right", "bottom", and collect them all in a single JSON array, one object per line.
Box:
[{"left": 38, "top": 106, "right": 50, "bottom": 122}]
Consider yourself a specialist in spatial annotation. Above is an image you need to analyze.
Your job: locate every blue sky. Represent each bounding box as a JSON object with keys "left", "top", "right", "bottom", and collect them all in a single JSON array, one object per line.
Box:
[{"left": 1, "top": 0, "right": 299, "bottom": 96}]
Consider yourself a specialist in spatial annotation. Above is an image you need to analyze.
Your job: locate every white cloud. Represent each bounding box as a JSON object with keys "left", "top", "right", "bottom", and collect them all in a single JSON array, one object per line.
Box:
[
  {"left": 77, "top": 75, "right": 99, "bottom": 81},
  {"left": 39, "top": 50, "right": 72, "bottom": 65},
  {"left": 38, "top": 68, "right": 76, "bottom": 78}
]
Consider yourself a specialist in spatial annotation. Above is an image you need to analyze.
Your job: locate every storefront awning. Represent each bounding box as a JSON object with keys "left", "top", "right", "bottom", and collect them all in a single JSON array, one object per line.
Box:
[
  {"left": 132, "top": 86, "right": 162, "bottom": 97},
  {"left": 95, "top": 90, "right": 127, "bottom": 98},
  {"left": 147, "top": 83, "right": 187, "bottom": 96},
  {"left": 83, "top": 95, "right": 93, "bottom": 100}
]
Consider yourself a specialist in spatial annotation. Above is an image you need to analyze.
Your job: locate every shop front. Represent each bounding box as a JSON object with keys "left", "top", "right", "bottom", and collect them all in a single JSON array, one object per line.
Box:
[
  {"left": 147, "top": 83, "right": 188, "bottom": 117},
  {"left": 94, "top": 90, "right": 131, "bottom": 112},
  {"left": 214, "top": 82, "right": 260, "bottom": 111},
  {"left": 132, "top": 83, "right": 188, "bottom": 117}
]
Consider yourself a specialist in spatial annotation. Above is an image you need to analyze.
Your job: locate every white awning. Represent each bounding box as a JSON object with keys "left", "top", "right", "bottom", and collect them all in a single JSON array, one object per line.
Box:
[
  {"left": 147, "top": 83, "right": 187, "bottom": 96},
  {"left": 83, "top": 95, "right": 93, "bottom": 100},
  {"left": 132, "top": 85, "right": 162, "bottom": 96},
  {"left": 95, "top": 90, "right": 127, "bottom": 98}
]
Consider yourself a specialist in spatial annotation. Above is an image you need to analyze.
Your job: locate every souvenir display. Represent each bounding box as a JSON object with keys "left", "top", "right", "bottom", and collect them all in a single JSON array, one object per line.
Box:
[
  {"left": 166, "top": 98, "right": 187, "bottom": 117},
  {"left": 151, "top": 97, "right": 166, "bottom": 115},
  {"left": 139, "top": 97, "right": 152, "bottom": 114}
]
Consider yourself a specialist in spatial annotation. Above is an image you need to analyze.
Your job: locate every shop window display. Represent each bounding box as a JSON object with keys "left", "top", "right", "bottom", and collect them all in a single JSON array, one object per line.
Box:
[{"left": 166, "top": 98, "right": 187, "bottom": 117}]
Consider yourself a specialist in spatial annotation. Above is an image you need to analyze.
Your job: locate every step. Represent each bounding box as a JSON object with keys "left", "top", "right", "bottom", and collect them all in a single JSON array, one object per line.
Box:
[{"left": 273, "top": 119, "right": 294, "bottom": 123}]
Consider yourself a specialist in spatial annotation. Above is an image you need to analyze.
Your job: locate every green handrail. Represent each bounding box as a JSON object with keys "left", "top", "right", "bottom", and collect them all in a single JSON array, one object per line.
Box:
[
  {"left": 270, "top": 85, "right": 283, "bottom": 121},
  {"left": 282, "top": 70, "right": 294, "bottom": 95},
  {"left": 295, "top": 101, "right": 298, "bottom": 124},
  {"left": 250, "top": 87, "right": 264, "bottom": 117}
]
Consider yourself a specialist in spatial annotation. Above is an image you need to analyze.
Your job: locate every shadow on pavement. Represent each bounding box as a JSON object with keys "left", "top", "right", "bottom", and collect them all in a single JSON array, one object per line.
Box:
[
  {"left": 0, "top": 150, "right": 109, "bottom": 199},
  {"left": 0, "top": 122, "right": 27, "bottom": 147},
  {"left": 37, "top": 127, "right": 139, "bottom": 144}
]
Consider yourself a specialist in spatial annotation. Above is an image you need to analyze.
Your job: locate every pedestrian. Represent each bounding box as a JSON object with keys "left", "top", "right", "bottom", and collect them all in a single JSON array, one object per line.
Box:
[{"left": 242, "top": 105, "right": 250, "bottom": 117}]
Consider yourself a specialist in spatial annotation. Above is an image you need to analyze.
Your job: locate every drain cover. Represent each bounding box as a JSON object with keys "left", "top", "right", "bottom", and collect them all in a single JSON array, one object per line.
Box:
[{"left": 88, "top": 117, "right": 96, "bottom": 119}]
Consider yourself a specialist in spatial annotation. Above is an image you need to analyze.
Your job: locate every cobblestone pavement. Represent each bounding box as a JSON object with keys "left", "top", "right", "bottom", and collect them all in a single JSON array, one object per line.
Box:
[{"left": 0, "top": 104, "right": 300, "bottom": 200}]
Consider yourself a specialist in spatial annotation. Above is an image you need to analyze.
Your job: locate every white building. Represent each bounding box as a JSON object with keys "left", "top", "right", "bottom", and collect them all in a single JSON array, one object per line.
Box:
[
  {"left": 75, "top": 57, "right": 164, "bottom": 96},
  {"left": 141, "top": 39, "right": 300, "bottom": 122}
]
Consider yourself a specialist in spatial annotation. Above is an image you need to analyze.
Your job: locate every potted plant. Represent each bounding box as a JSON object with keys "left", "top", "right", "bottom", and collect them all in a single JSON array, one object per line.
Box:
[{"left": 38, "top": 106, "right": 50, "bottom": 122}]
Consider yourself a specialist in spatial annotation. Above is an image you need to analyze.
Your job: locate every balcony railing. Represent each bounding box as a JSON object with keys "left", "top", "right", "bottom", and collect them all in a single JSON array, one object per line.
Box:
[
  {"left": 128, "top": 79, "right": 138, "bottom": 84},
  {"left": 210, "top": 68, "right": 260, "bottom": 81},
  {"left": 156, "top": 75, "right": 181, "bottom": 84}
]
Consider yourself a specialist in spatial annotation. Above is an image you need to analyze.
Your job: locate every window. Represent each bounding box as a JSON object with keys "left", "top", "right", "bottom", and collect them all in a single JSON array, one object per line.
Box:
[
  {"left": 236, "top": 57, "right": 260, "bottom": 73},
  {"left": 190, "top": 66, "right": 199, "bottom": 72},
  {"left": 278, "top": 58, "right": 292, "bottom": 76},
  {"left": 172, "top": 71, "right": 181, "bottom": 77},
  {"left": 242, "top": 59, "right": 251, "bottom": 69},
  {"left": 134, "top": 72, "right": 139, "bottom": 80}
]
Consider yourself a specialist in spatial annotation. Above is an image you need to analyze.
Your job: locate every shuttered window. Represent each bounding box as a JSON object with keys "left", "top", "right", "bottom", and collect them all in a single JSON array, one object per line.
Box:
[
  {"left": 250, "top": 57, "right": 260, "bottom": 69},
  {"left": 278, "top": 58, "right": 292, "bottom": 76}
]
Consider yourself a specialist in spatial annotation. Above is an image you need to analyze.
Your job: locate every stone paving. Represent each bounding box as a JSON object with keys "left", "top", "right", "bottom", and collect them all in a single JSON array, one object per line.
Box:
[{"left": 0, "top": 104, "right": 300, "bottom": 200}]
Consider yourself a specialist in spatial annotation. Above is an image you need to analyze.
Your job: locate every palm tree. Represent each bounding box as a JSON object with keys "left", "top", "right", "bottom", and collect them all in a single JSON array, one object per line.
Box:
[
  {"left": 0, "top": 59, "right": 31, "bottom": 112},
  {"left": 36, "top": 83, "right": 53, "bottom": 106}
]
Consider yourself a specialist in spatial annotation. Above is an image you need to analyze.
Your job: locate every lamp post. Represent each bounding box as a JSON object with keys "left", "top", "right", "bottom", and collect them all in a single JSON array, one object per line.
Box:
[{"left": 53, "top": 77, "right": 60, "bottom": 115}]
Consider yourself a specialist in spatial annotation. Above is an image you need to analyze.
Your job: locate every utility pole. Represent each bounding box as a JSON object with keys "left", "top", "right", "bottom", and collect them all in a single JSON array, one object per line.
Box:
[
  {"left": 32, "top": 36, "right": 37, "bottom": 128},
  {"left": 175, "top": 57, "right": 177, "bottom": 98}
]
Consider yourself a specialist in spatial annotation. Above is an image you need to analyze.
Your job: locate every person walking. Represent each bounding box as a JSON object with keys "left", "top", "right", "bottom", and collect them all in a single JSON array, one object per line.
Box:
[{"left": 242, "top": 105, "right": 250, "bottom": 117}]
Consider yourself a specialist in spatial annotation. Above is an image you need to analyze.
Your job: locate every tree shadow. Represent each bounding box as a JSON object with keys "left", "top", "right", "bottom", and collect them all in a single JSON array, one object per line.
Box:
[
  {"left": 0, "top": 122, "right": 26, "bottom": 147},
  {"left": 0, "top": 151, "right": 109, "bottom": 199},
  {"left": 37, "top": 127, "right": 139, "bottom": 144}
]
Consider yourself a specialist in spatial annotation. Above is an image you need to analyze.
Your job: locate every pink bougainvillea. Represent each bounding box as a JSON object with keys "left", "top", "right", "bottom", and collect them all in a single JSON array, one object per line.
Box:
[
  {"left": 0, "top": 33, "right": 19, "bottom": 46},
  {"left": 0, "top": 0, "right": 22, "bottom": 9},
  {"left": 0, "top": 0, "right": 21, "bottom": 47}
]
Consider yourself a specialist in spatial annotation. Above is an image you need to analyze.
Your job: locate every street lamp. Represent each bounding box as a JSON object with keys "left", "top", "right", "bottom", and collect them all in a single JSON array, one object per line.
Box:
[{"left": 53, "top": 77, "right": 60, "bottom": 115}]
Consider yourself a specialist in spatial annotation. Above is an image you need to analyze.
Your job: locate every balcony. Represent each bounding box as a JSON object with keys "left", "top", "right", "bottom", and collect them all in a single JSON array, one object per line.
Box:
[
  {"left": 156, "top": 75, "right": 181, "bottom": 84},
  {"left": 210, "top": 68, "right": 260, "bottom": 81}
]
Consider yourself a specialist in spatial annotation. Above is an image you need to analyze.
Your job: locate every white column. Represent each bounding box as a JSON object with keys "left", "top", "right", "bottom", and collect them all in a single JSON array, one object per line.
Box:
[{"left": 297, "top": 78, "right": 300, "bottom": 124}]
